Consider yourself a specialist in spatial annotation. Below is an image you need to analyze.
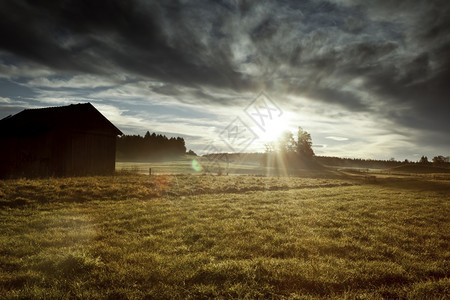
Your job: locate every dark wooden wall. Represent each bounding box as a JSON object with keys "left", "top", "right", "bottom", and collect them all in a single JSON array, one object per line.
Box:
[
  {"left": 0, "top": 130, "right": 117, "bottom": 178},
  {"left": 69, "top": 131, "right": 116, "bottom": 176}
]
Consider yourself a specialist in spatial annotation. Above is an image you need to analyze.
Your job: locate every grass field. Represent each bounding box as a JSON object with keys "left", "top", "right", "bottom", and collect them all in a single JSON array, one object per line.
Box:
[
  {"left": 1, "top": 169, "right": 449, "bottom": 298},
  {"left": 115, "top": 160, "right": 270, "bottom": 176},
  {"left": 116, "top": 158, "right": 343, "bottom": 178}
]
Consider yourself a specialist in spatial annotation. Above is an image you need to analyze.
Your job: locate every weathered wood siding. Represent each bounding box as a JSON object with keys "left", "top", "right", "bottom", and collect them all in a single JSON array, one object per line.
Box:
[
  {"left": 69, "top": 131, "right": 116, "bottom": 176},
  {"left": 0, "top": 130, "right": 117, "bottom": 178}
]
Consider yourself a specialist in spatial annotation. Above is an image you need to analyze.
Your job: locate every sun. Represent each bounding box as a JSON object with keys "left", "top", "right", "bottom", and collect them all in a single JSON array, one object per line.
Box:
[{"left": 259, "top": 117, "right": 291, "bottom": 143}]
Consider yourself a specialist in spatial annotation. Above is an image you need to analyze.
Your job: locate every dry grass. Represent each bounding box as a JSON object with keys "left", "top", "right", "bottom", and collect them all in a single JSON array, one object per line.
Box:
[
  {"left": 0, "top": 174, "right": 354, "bottom": 207},
  {"left": 0, "top": 173, "right": 449, "bottom": 299}
]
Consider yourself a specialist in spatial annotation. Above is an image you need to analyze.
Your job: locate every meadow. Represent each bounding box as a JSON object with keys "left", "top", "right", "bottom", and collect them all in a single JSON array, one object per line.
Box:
[{"left": 0, "top": 166, "right": 449, "bottom": 298}]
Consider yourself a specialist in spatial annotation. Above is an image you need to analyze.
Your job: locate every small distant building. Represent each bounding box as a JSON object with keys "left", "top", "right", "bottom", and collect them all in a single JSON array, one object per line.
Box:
[{"left": 0, "top": 103, "right": 123, "bottom": 178}]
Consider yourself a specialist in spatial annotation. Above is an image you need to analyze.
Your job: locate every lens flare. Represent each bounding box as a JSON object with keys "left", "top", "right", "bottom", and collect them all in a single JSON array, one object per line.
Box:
[{"left": 191, "top": 159, "right": 202, "bottom": 172}]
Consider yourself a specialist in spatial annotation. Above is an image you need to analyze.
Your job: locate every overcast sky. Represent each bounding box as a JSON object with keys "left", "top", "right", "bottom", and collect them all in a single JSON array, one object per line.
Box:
[{"left": 1, "top": 0, "right": 449, "bottom": 160}]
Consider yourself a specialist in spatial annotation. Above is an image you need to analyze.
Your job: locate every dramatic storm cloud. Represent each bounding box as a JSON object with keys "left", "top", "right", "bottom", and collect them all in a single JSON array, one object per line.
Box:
[{"left": 0, "top": 0, "right": 449, "bottom": 159}]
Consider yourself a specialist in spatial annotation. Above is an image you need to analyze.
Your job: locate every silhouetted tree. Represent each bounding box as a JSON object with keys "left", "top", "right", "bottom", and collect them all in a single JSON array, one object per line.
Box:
[
  {"left": 296, "top": 127, "right": 314, "bottom": 157},
  {"left": 419, "top": 156, "right": 429, "bottom": 164},
  {"left": 278, "top": 131, "right": 297, "bottom": 153},
  {"left": 432, "top": 155, "right": 446, "bottom": 166},
  {"left": 269, "top": 127, "right": 314, "bottom": 157},
  {"left": 261, "top": 126, "right": 316, "bottom": 169},
  {"left": 187, "top": 149, "right": 197, "bottom": 156}
]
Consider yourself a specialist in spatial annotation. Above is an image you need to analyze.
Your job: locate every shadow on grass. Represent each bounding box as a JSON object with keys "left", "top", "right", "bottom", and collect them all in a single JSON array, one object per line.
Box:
[{"left": 363, "top": 176, "right": 450, "bottom": 193}]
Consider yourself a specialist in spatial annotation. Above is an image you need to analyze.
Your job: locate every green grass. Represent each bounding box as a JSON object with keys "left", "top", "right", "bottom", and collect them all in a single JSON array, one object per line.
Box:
[{"left": 0, "top": 174, "right": 449, "bottom": 299}]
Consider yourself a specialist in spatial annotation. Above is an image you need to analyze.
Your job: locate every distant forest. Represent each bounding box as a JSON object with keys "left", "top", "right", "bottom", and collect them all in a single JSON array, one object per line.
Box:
[
  {"left": 315, "top": 155, "right": 450, "bottom": 169},
  {"left": 116, "top": 131, "right": 186, "bottom": 161},
  {"left": 203, "top": 153, "right": 450, "bottom": 169}
]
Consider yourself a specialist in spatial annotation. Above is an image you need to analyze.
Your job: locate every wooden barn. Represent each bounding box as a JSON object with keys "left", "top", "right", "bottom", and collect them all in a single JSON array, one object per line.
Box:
[{"left": 0, "top": 103, "right": 123, "bottom": 178}]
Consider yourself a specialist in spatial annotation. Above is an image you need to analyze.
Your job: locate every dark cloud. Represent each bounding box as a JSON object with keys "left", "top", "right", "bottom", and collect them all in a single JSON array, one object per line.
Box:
[
  {"left": 0, "top": 0, "right": 242, "bottom": 88},
  {"left": 306, "top": 87, "right": 369, "bottom": 111},
  {"left": 0, "top": 0, "right": 449, "bottom": 150}
]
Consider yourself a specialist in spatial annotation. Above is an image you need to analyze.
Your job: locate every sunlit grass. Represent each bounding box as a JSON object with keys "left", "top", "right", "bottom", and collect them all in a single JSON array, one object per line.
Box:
[
  {"left": 0, "top": 174, "right": 353, "bottom": 207},
  {"left": 0, "top": 174, "right": 449, "bottom": 298}
]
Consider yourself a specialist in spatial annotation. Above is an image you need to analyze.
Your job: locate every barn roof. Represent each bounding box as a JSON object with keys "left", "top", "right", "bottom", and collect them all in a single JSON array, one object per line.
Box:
[{"left": 0, "top": 103, "right": 123, "bottom": 137}]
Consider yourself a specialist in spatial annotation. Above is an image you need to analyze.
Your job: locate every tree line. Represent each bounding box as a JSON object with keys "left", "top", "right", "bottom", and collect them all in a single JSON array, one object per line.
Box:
[
  {"left": 316, "top": 155, "right": 450, "bottom": 169},
  {"left": 315, "top": 156, "right": 402, "bottom": 169},
  {"left": 116, "top": 131, "right": 186, "bottom": 161}
]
